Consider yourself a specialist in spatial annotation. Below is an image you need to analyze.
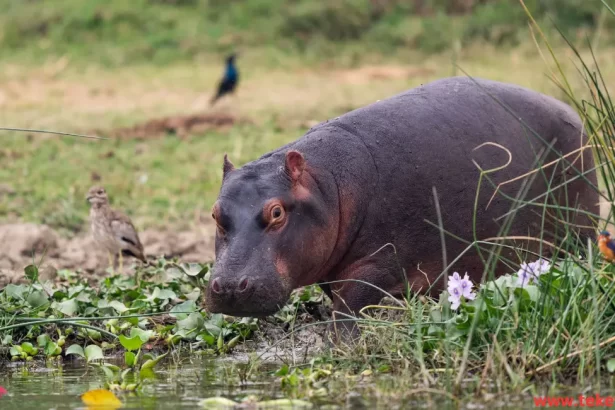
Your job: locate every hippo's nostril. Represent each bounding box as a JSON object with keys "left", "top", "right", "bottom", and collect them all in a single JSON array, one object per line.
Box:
[
  {"left": 212, "top": 277, "right": 222, "bottom": 294},
  {"left": 238, "top": 276, "right": 249, "bottom": 293}
]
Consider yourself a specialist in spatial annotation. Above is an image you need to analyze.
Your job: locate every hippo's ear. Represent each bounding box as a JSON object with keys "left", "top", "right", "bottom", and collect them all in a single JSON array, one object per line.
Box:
[
  {"left": 284, "top": 150, "right": 305, "bottom": 182},
  {"left": 223, "top": 154, "right": 235, "bottom": 179}
]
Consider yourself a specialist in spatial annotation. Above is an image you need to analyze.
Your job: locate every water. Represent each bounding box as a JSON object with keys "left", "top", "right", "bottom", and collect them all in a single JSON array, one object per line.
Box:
[
  {"left": 2, "top": 355, "right": 610, "bottom": 409},
  {"left": 0, "top": 356, "right": 286, "bottom": 410}
]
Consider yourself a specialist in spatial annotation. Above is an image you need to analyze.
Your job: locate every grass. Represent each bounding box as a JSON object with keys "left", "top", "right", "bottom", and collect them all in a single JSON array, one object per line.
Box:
[
  {"left": 0, "top": 0, "right": 609, "bottom": 67},
  {"left": 3, "top": 42, "right": 615, "bottom": 234}
]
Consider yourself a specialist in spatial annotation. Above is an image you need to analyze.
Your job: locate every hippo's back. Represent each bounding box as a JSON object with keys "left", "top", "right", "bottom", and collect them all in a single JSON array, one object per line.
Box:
[
  {"left": 333, "top": 76, "right": 582, "bottom": 159},
  {"left": 313, "top": 76, "right": 596, "bottom": 287}
]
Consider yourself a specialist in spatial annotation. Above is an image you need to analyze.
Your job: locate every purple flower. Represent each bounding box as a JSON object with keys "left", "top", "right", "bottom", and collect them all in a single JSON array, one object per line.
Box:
[
  {"left": 448, "top": 285, "right": 462, "bottom": 310},
  {"left": 516, "top": 258, "right": 552, "bottom": 287},
  {"left": 517, "top": 262, "right": 534, "bottom": 287},
  {"left": 533, "top": 259, "right": 551, "bottom": 275},
  {"left": 447, "top": 271, "right": 477, "bottom": 311},
  {"left": 459, "top": 272, "right": 476, "bottom": 300}
]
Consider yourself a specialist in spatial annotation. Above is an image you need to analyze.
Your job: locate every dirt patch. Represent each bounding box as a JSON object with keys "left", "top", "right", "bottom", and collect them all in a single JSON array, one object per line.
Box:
[
  {"left": 104, "top": 112, "right": 252, "bottom": 139},
  {"left": 334, "top": 65, "right": 435, "bottom": 85},
  {"left": 0, "top": 222, "right": 216, "bottom": 287}
]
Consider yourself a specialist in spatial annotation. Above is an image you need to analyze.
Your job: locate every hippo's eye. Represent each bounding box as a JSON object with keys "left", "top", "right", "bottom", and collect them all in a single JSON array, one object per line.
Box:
[
  {"left": 267, "top": 204, "right": 286, "bottom": 227},
  {"left": 263, "top": 201, "right": 286, "bottom": 230}
]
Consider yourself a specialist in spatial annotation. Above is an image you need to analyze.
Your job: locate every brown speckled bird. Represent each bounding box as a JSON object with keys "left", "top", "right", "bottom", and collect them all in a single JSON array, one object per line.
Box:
[{"left": 86, "top": 185, "right": 146, "bottom": 271}]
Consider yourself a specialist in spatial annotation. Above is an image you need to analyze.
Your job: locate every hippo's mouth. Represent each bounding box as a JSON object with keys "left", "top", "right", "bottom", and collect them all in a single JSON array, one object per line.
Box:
[
  {"left": 206, "top": 303, "right": 286, "bottom": 318},
  {"left": 205, "top": 295, "right": 288, "bottom": 318}
]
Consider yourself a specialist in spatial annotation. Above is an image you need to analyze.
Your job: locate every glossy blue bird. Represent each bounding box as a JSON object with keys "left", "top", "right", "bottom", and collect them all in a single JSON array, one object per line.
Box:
[{"left": 210, "top": 54, "right": 239, "bottom": 106}]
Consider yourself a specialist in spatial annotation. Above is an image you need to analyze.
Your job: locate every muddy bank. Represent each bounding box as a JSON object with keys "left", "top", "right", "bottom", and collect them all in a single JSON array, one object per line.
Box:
[
  {"left": 100, "top": 112, "right": 252, "bottom": 140},
  {"left": 0, "top": 222, "right": 216, "bottom": 286}
]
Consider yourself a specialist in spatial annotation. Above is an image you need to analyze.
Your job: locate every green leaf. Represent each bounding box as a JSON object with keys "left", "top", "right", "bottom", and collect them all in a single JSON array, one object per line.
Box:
[
  {"left": 104, "top": 363, "right": 121, "bottom": 372},
  {"left": 109, "top": 300, "right": 129, "bottom": 313},
  {"left": 84, "top": 345, "right": 104, "bottom": 362},
  {"left": 227, "top": 335, "right": 241, "bottom": 349},
  {"left": 275, "top": 364, "right": 290, "bottom": 376},
  {"left": 140, "top": 352, "right": 168, "bottom": 371},
  {"left": 139, "top": 367, "right": 156, "bottom": 380},
  {"left": 20, "top": 342, "right": 35, "bottom": 354},
  {"left": 196, "top": 332, "right": 215, "bottom": 346},
  {"left": 169, "top": 300, "right": 197, "bottom": 320},
  {"left": 65, "top": 344, "right": 85, "bottom": 359},
  {"left": 157, "top": 288, "right": 176, "bottom": 300},
  {"left": 184, "top": 288, "right": 201, "bottom": 301},
  {"left": 86, "top": 329, "right": 102, "bottom": 340},
  {"left": 121, "top": 368, "right": 132, "bottom": 380},
  {"left": 125, "top": 351, "right": 136, "bottom": 367},
  {"left": 10, "top": 346, "right": 21, "bottom": 357},
  {"left": 119, "top": 335, "right": 144, "bottom": 352},
  {"left": 145, "top": 287, "right": 160, "bottom": 301},
  {"left": 524, "top": 286, "right": 540, "bottom": 303},
  {"left": 205, "top": 323, "right": 221, "bottom": 337},
  {"left": 56, "top": 299, "right": 79, "bottom": 316},
  {"left": 44, "top": 341, "right": 59, "bottom": 356},
  {"left": 26, "top": 291, "right": 49, "bottom": 308},
  {"left": 68, "top": 285, "right": 85, "bottom": 298},
  {"left": 5, "top": 284, "right": 26, "bottom": 300},
  {"left": 129, "top": 328, "right": 154, "bottom": 342},
  {"left": 92, "top": 363, "right": 116, "bottom": 380},
  {"left": 210, "top": 314, "right": 225, "bottom": 327},
  {"left": 37, "top": 334, "right": 50, "bottom": 348},
  {"left": 24, "top": 264, "right": 39, "bottom": 282},
  {"left": 83, "top": 307, "right": 97, "bottom": 316},
  {"left": 184, "top": 263, "right": 208, "bottom": 278},
  {"left": 97, "top": 300, "right": 111, "bottom": 309},
  {"left": 2, "top": 334, "right": 12, "bottom": 345},
  {"left": 607, "top": 358, "right": 615, "bottom": 373},
  {"left": 177, "top": 312, "right": 204, "bottom": 333},
  {"left": 145, "top": 287, "right": 177, "bottom": 302},
  {"left": 75, "top": 292, "right": 92, "bottom": 303}
]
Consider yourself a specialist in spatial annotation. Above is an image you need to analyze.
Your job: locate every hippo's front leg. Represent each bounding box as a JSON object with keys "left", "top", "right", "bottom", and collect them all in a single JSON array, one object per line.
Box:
[{"left": 326, "top": 256, "right": 406, "bottom": 344}]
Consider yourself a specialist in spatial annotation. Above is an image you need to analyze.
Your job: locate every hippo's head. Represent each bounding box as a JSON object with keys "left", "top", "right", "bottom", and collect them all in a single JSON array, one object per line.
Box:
[{"left": 205, "top": 150, "right": 339, "bottom": 317}]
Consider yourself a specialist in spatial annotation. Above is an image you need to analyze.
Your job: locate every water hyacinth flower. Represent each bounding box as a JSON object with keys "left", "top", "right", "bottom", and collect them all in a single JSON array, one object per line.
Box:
[
  {"left": 447, "top": 272, "right": 477, "bottom": 310},
  {"left": 516, "top": 258, "right": 551, "bottom": 287}
]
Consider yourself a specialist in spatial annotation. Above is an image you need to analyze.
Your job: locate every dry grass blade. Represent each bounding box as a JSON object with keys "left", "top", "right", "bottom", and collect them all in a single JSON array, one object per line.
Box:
[{"left": 0, "top": 127, "right": 107, "bottom": 140}]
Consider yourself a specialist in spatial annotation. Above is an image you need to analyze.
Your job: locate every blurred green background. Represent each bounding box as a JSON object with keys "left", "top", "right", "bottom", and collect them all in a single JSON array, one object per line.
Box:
[{"left": 0, "top": 0, "right": 608, "bottom": 66}]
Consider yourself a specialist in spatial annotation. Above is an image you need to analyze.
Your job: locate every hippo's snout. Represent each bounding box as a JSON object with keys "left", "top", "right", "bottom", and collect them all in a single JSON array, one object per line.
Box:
[
  {"left": 205, "top": 266, "right": 291, "bottom": 318},
  {"left": 210, "top": 275, "right": 251, "bottom": 296}
]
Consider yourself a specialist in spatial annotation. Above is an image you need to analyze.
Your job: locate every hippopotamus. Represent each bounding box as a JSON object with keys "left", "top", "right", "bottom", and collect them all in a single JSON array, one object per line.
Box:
[{"left": 205, "top": 76, "right": 599, "bottom": 340}]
